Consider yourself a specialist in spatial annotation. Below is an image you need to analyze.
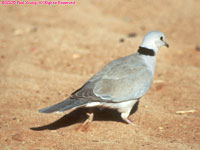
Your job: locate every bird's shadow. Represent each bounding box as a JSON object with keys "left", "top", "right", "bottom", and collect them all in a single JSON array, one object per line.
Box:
[{"left": 30, "top": 101, "right": 139, "bottom": 131}]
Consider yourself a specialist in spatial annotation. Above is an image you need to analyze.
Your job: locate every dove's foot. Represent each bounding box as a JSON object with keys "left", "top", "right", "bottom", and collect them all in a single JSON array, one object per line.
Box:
[
  {"left": 122, "top": 117, "right": 137, "bottom": 126},
  {"left": 121, "top": 112, "right": 137, "bottom": 126}
]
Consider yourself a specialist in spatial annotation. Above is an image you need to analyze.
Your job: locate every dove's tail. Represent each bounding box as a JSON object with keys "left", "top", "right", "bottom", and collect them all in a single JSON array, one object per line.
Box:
[{"left": 39, "top": 98, "right": 88, "bottom": 113}]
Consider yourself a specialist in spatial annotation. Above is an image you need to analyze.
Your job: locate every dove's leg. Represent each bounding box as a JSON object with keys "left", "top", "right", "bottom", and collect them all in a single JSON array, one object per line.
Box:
[
  {"left": 76, "top": 112, "right": 94, "bottom": 131},
  {"left": 82, "top": 112, "right": 94, "bottom": 126},
  {"left": 118, "top": 100, "right": 139, "bottom": 126}
]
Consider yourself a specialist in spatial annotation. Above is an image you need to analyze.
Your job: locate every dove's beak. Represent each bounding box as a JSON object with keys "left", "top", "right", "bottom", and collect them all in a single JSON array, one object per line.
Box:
[{"left": 164, "top": 41, "right": 169, "bottom": 48}]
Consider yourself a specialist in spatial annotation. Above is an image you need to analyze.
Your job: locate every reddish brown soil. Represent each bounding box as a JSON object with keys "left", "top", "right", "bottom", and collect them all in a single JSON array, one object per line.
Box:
[{"left": 0, "top": 0, "right": 200, "bottom": 150}]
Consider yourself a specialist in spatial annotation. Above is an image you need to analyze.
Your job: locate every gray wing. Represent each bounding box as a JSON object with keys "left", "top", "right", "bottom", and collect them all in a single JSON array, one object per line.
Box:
[
  {"left": 71, "top": 54, "right": 153, "bottom": 102},
  {"left": 93, "top": 67, "right": 152, "bottom": 102}
]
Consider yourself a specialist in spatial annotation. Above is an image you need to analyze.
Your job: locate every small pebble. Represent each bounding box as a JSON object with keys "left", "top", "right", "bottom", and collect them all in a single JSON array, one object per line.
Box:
[
  {"left": 26, "top": 26, "right": 37, "bottom": 33},
  {"left": 195, "top": 45, "right": 200, "bottom": 51},
  {"left": 119, "top": 38, "right": 125, "bottom": 43},
  {"left": 13, "top": 29, "right": 24, "bottom": 36},
  {"left": 13, "top": 26, "right": 37, "bottom": 36},
  {"left": 153, "top": 80, "right": 165, "bottom": 83},
  {"left": 128, "top": 32, "right": 137, "bottom": 38},
  {"left": 72, "top": 53, "right": 80, "bottom": 59}
]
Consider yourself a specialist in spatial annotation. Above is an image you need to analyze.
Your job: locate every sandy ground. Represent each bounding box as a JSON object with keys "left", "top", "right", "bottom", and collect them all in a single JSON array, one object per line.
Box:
[{"left": 0, "top": 0, "right": 200, "bottom": 149}]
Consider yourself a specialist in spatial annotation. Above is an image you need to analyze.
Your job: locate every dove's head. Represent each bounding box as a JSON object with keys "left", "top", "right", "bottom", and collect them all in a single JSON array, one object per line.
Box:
[{"left": 140, "top": 31, "right": 169, "bottom": 52}]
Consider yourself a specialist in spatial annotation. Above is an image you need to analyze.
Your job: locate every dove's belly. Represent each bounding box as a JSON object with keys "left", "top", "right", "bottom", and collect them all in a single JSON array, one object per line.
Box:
[{"left": 86, "top": 100, "right": 138, "bottom": 112}]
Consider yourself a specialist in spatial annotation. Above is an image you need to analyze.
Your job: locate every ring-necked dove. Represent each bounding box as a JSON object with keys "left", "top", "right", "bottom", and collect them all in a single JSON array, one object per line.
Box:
[{"left": 39, "top": 31, "right": 169, "bottom": 125}]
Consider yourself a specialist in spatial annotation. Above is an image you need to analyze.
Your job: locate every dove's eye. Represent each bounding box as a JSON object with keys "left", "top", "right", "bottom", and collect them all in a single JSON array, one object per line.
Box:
[{"left": 160, "top": 36, "right": 163, "bottom": 41}]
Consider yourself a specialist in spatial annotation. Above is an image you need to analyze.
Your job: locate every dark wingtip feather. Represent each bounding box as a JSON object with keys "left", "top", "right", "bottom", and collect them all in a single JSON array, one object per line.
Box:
[
  {"left": 39, "top": 107, "right": 54, "bottom": 113},
  {"left": 38, "top": 99, "right": 72, "bottom": 114},
  {"left": 38, "top": 98, "right": 88, "bottom": 114}
]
